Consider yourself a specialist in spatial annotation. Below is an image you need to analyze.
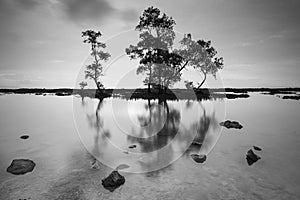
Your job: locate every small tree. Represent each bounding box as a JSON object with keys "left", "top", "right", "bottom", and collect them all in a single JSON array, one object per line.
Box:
[
  {"left": 79, "top": 81, "right": 88, "bottom": 90},
  {"left": 82, "top": 30, "right": 110, "bottom": 91},
  {"left": 177, "top": 34, "right": 224, "bottom": 89}
]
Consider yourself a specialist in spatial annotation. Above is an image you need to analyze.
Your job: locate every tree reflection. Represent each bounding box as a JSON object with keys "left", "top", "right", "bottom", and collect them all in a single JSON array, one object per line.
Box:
[
  {"left": 80, "top": 95, "right": 86, "bottom": 107},
  {"left": 85, "top": 98, "right": 110, "bottom": 169},
  {"left": 78, "top": 97, "right": 220, "bottom": 173},
  {"left": 128, "top": 99, "right": 180, "bottom": 152},
  {"left": 184, "top": 101, "right": 219, "bottom": 156},
  {"left": 127, "top": 99, "right": 220, "bottom": 172},
  {"left": 127, "top": 99, "right": 180, "bottom": 173}
]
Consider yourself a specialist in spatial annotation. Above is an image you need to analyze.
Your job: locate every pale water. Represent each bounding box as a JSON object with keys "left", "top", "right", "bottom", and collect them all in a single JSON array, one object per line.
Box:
[{"left": 0, "top": 93, "right": 299, "bottom": 199}]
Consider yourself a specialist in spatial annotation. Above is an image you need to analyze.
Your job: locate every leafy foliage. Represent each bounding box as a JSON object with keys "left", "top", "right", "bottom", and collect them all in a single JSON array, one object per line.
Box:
[
  {"left": 79, "top": 81, "right": 88, "bottom": 89},
  {"left": 126, "top": 7, "right": 224, "bottom": 91},
  {"left": 178, "top": 34, "right": 224, "bottom": 88},
  {"left": 126, "top": 7, "right": 185, "bottom": 91}
]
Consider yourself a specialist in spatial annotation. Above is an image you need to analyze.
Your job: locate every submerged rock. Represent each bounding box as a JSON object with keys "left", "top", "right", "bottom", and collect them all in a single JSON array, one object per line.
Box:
[
  {"left": 55, "top": 186, "right": 85, "bottom": 200},
  {"left": 220, "top": 120, "right": 243, "bottom": 129},
  {"left": 253, "top": 145, "right": 262, "bottom": 151},
  {"left": 115, "top": 164, "right": 130, "bottom": 171},
  {"left": 246, "top": 149, "right": 261, "bottom": 166},
  {"left": 190, "top": 154, "right": 207, "bottom": 163},
  {"left": 128, "top": 144, "right": 137, "bottom": 149},
  {"left": 7, "top": 159, "right": 36, "bottom": 175},
  {"left": 20, "top": 135, "right": 29, "bottom": 140},
  {"left": 102, "top": 171, "right": 125, "bottom": 192},
  {"left": 91, "top": 158, "right": 100, "bottom": 169}
]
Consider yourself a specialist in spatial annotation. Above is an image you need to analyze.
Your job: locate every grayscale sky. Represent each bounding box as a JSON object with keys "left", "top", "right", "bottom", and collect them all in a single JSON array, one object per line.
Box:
[{"left": 0, "top": 0, "right": 299, "bottom": 88}]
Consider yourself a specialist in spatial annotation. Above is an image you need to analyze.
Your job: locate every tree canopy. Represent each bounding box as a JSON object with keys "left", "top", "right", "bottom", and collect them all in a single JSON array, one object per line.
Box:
[
  {"left": 79, "top": 81, "right": 88, "bottom": 90},
  {"left": 177, "top": 34, "right": 224, "bottom": 88},
  {"left": 126, "top": 6, "right": 183, "bottom": 92},
  {"left": 125, "top": 6, "right": 224, "bottom": 92}
]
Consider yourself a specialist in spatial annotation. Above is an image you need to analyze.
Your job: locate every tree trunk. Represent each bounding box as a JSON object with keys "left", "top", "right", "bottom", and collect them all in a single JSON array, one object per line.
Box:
[
  {"left": 164, "top": 85, "right": 167, "bottom": 93},
  {"left": 148, "top": 64, "right": 152, "bottom": 93},
  {"left": 92, "top": 48, "right": 101, "bottom": 92},
  {"left": 95, "top": 79, "right": 101, "bottom": 92},
  {"left": 197, "top": 73, "right": 207, "bottom": 89},
  {"left": 148, "top": 83, "right": 151, "bottom": 93},
  {"left": 158, "top": 65, "right": 162, "bottom": 94}
]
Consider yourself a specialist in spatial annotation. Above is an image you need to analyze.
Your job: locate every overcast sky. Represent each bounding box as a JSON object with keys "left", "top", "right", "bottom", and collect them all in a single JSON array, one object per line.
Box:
[{"left": 0, "top": 0, "right": 299, "bottom": 88}]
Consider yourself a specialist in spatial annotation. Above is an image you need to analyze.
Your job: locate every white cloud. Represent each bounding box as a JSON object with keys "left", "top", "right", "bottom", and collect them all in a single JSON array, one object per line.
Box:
[
  {"left": 50, "top": 59, "right": 66, "bottom": 63},
  {"left": 240, "top": 42, "right": 252, "bottom": 47},
  {"left": 268, "top": 34, "right": 284, "bottom": 39}
]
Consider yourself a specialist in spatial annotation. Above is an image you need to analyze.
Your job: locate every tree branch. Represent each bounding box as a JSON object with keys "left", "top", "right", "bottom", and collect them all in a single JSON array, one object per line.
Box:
[
  {"left": 165, "top": 60, "right": 189, "bottom": 88},
  {"left": 197, "top": 73, "right": 207, "bottom": 89}
]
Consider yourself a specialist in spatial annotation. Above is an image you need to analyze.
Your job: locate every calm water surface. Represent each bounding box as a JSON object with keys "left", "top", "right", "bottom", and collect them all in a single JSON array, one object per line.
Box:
[{"left": 0, "top": 93, "right": 299, "bottom": 199}]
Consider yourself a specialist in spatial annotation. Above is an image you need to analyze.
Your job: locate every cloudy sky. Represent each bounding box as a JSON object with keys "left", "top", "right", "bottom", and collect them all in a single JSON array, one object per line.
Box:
[{"left": 0, "top": 0, "right": 299, "bottom": 88}]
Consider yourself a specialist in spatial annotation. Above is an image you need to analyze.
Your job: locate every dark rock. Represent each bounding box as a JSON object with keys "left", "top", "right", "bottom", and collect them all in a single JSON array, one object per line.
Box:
[
  {"left": 246, "top": 149, "right": 261, "bottom": 166},
  {"left": 253, "top": 146, "right": 262, "bottom": 151},
  {"left": 102, "top": 171, "right": 125, "bottom": 192},
  {"left": 220, "top": 120, "right": 243, "bottom": 129},
  {"left": 128, "top": 144, "right": 137, "bottom": 149},
  {"left": 20, "top": 135, "right": 29, "bottom": 140},
  {"left": 190, "top": 154, "right": 207, "bottom": 163},
  {"left": 7, "top": 159, "right": 36, "bottom": 175}
]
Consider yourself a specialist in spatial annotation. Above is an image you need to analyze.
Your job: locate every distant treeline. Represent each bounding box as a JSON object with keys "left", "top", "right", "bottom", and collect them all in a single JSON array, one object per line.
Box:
[
  {"left": 0, "top": 87, "right": 299, "bottom": 101},
  {"left": 1, "top": 87, "right": 299, "bottom": 94}
]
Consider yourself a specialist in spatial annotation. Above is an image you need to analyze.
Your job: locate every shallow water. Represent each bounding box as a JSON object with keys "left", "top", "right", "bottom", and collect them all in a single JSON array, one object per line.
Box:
[{"left": 0, "top": 93, "right": 299, "bottom": 199}]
